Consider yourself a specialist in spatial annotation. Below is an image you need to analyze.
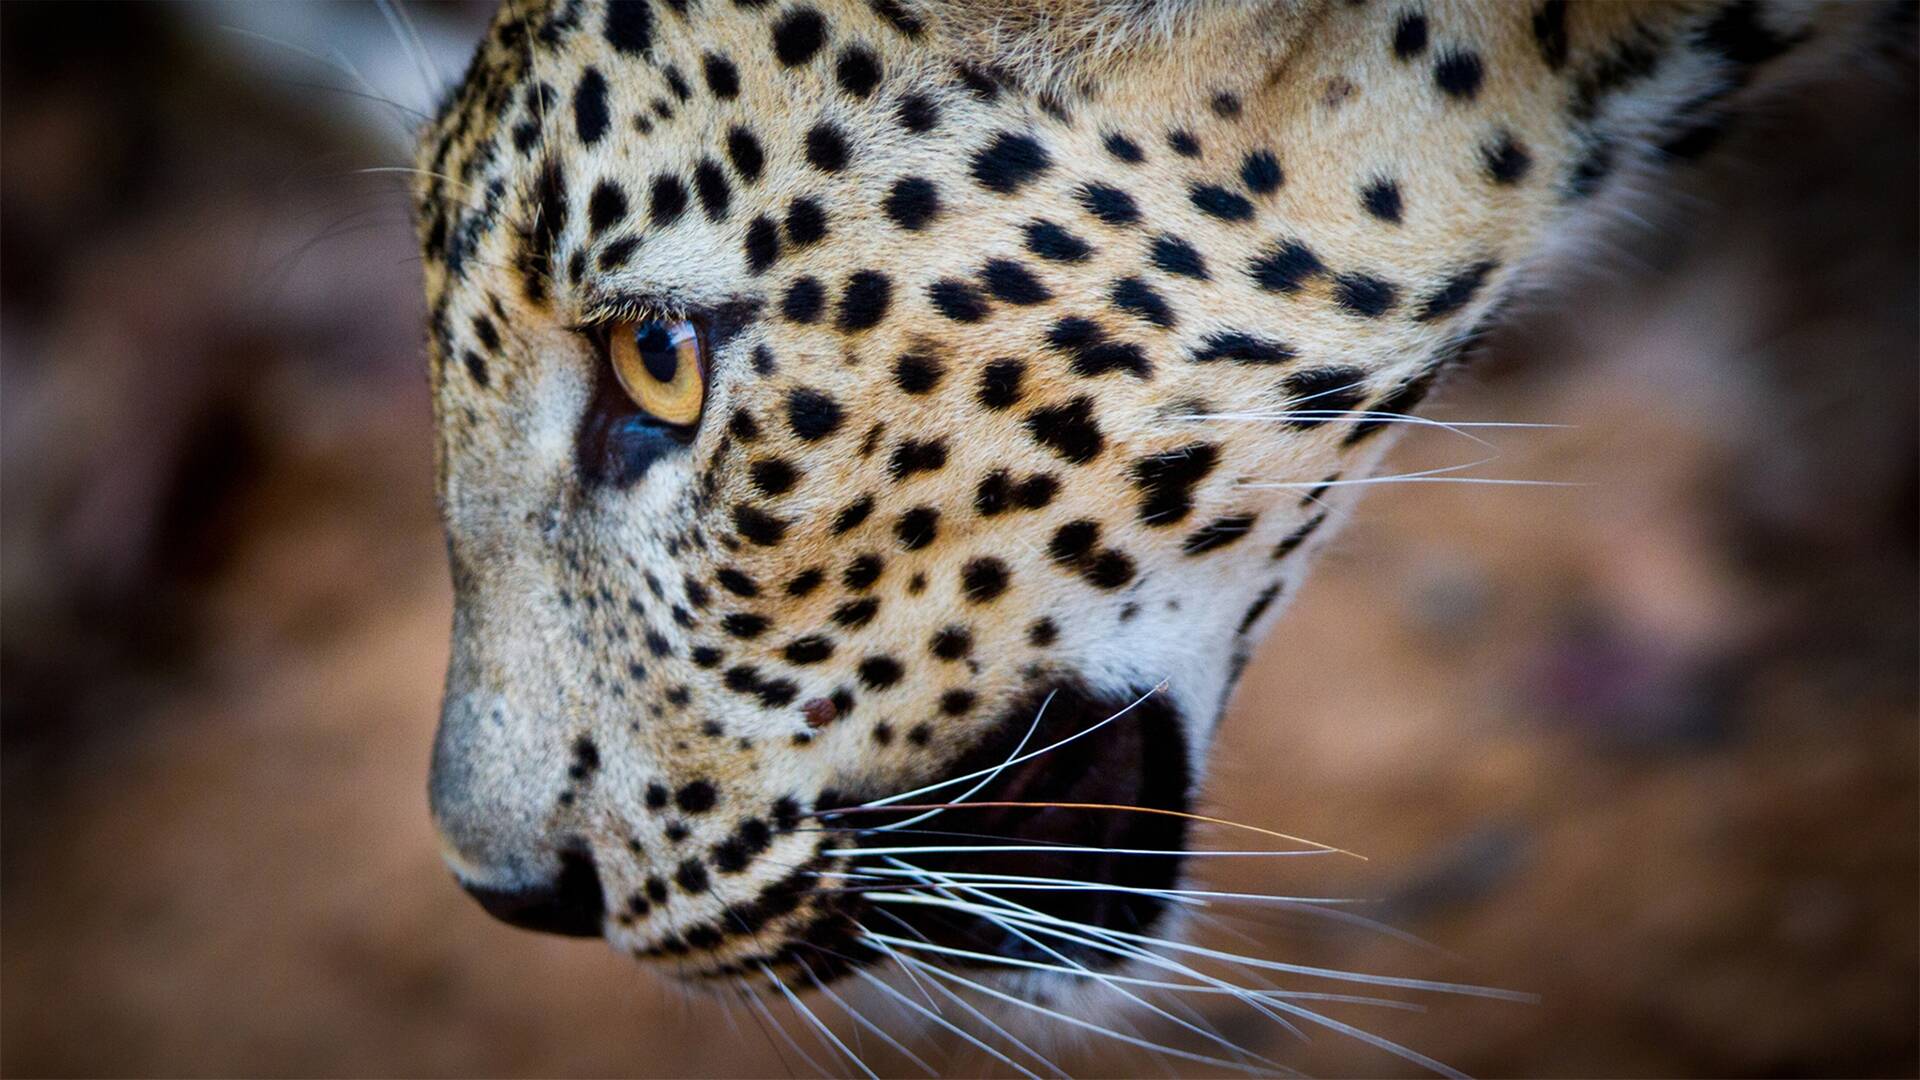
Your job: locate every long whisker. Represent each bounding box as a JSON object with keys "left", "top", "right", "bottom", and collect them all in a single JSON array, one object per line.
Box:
[
  {"left": 849, "top": 963, "right": 1047, "bottom": 1080},
  {"left": 806, "top": 966, "right": 939, "bottom": 1075},
  {"left": 894, "top": 952, "right": 1270, "bottom": 1075},
  {"left": 812, "top": 865, "right": 1361, "bottom": 907},
  {"left": 759, "top": 963, "right": 876, "bottom": 1080},
  {"left": 869, "top": 892, "right": 1532, "bottom": 1001},
  {"left": 736, "top": 978, "right": 827, "bottom": 1077},
  {"left": 873, "top": 690, "right": 1055, "bottom": 833},
  {"left": 884, "top": 859, "right": 1281, "bottom": 1070},
  {"left": 827, "top": 801, "right": 1363, "bottom": 858},
  {"left": 825, "top": 842, "right": 1339, "bottom": 859},
  {"left": 835, "top": 680, "right": 1169, "bottom": 812}
]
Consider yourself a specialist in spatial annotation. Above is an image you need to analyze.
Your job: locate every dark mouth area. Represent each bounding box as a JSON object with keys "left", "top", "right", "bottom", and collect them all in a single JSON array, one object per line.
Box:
[{"left": 821, "top": 682, "right": 1193, "bottom": 971}]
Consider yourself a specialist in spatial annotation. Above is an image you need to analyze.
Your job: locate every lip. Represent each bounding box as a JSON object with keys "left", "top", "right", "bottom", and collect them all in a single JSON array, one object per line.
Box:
[{"left": 817, "top": 681, "right": 1194, "bottom": 970}]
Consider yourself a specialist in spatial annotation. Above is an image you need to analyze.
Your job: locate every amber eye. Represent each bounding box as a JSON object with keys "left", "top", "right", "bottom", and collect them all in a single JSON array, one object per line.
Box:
[{"left": 608, "top": 317, "right": 707, "bottom": 427}]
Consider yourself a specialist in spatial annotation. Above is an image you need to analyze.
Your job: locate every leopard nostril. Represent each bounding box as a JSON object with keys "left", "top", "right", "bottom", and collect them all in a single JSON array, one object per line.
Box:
[{"left": 458, "top": 847, "right": 606, "bottom": 938}]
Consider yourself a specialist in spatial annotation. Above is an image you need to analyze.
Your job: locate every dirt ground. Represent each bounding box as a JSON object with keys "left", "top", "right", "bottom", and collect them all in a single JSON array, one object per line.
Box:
[{"left": 3, "top": 5, "right": 1915, "bottom": 1077}]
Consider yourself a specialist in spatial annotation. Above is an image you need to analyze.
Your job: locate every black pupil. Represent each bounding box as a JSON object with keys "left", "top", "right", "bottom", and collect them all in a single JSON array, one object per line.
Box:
[{"left": 634, "top": 322, "right": 679, "bottom": 384}]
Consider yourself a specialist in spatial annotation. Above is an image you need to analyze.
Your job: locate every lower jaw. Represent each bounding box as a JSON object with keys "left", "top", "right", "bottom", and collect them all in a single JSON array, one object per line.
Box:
[{"left": 819, "top": 681, "right": 1195, "bottom": 971}]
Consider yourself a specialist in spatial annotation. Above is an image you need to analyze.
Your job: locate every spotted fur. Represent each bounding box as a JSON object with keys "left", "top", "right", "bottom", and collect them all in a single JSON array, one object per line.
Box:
[{"left": 417, "top": 0, "right": 1884, "bottom": 986}]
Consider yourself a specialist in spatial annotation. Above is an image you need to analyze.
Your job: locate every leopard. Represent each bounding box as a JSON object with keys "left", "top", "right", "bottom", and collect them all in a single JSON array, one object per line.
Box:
[{"left": 413, "top": 0, "right": 1897, "bottom": 1058}]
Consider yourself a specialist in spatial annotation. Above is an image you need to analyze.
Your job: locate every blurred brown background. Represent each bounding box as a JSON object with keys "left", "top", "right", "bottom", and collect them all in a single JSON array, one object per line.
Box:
[{"left": 2, "top": 3, "right": 1915, "bottom": 1077}]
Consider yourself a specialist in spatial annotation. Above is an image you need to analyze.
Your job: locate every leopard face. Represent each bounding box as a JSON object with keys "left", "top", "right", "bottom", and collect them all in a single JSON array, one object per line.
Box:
[{"left": 416, "top": 0, "right": 1866, "bottom": 986}]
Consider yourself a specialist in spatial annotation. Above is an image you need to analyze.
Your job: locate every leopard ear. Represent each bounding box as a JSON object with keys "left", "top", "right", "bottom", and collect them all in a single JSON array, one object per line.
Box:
[{"left": 920, "top": 0, "right": 1318, "bottom": 97}]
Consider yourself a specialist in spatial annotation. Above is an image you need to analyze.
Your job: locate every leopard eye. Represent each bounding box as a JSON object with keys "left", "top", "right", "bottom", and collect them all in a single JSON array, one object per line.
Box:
[{"left": 608, "top": 317, "right": 707, "bottom": 427}]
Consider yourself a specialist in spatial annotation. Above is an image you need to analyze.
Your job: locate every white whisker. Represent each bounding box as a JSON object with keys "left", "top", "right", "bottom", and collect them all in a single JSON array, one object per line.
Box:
[
  {"left": 759, "top": 964, "right": 876, "bottom": 1080},
  {"left": 837, "top": 680, "right": 1168, "bottom": 812},
  {"left": 850, "top": 964, "right": 1047, "bottom": 1080},
  {"left": 826, "top": 843, "right": 1336, "bottom": 859},
  {"left": 874, "top": 690, "right": 1055, "bottom": 833},
  {"left": 808, "top": 968, "right": 939, "bottom": 1075},
  {"left": 736, "top": 978, "right": 828, "bottom": 1077}
]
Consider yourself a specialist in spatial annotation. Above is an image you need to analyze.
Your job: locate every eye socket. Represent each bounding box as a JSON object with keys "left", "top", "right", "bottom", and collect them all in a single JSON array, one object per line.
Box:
[{"left": 607, "top": 317, "right": 707, "bottom": 427}]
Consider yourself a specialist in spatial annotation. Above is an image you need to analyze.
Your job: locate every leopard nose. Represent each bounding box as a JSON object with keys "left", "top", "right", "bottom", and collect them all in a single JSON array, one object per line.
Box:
[{"left": 457, "top": 846, "right": 607, "bottom": 938}]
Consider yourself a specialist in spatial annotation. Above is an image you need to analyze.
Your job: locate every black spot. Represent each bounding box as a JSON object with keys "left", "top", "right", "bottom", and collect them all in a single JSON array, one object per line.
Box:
[
  {"left": 979, "top": 360, "right": 1025, "bottom": 410},
  {"left": 1434, "top": 50, "right": 1484, "bottom": 99},
  {"left": 646, "top": 784, "right": 670, "bottom": 809},
  {"left": 974, "top": 471, "right": 1012, "bottom": 516},
  {"left": 782, "top": 277, "right": 825, "bottom": 323},
  {"left": 930, "top": 625, "right": 972, "bottom": 659},
  {"left": 1150, "top": 235, "right": 1210, "bottom": 280},
  {"left": 836, "top": 45, "right": 883, "bottom": 97},
  {"left": 1360, "top": 178, "right": 1403, "bottom": 223},
  {"left": 1025, "top": 397, "right": 1104, "bottom": 464},
  {"left": 858, "top": 656, "right": 903, "bottom": 688},
  {"left": 1698, "top": 0, "right": 1802, "bottom": 67},
  {"left": 462, "top": 350, "right": 490, "bottom": 387},
  {"left": 1333, "top": 273, "right": 1398, "bottom": 317},
  {"left": 940, "top": 689, "right": 977, "bottom": 716},
  {"left": 928, "top": 278, "right": 989, "bottom": 322},
  {"left": 650, "top": 173, "right": 689, "bottom": 225},
  {"left": 896, "top": 92, "right": 940, "bottom": 133},
  {"left": 893, "top": 353, "right": 943, "bottom": 394},
  {"left": 1191, "top": 331, "right": 1294, "bottom": 365},
  {"left": 805, "top": 123, "right": 850, "bottom": 172},
  {"left": 981, "top": 260, "right": 1050, "bottom": 304},
  {"left": 961, "top": 558, "right": 1010, "bottom": 603},
  {"left": 691, "top": 645, "right": 723, "bottom": 668},
  {"left": 1415, "top": 260, "right": 1497, "bottom": 321},
  {"left": 744, "top": 215, "right": 780, "bottom": 273},
  {"left": 843, "top": 554, "right": 884, "bottom": 590},
  {"left": 693, "top": 159, "right": 731, "bottom": 221},
  {"left": 1077, "top": 184, "right": 1139, "bottom": 226},
  {"left": 675, "top": 858, "right": 710, "bottom": 893},
  {"left": 971, "top": 132, "right": 1052, "bottom": 194},
  {"left": 1533, "top": 0, "right": 1568, "bottom": 69},
  {"left": 895, "top": 506, "right": 939, "bottom": 550},
  {"left": 889, "top": 439, "right": 948, "bottom": 480},
  {"left": 1241, "top": 150, "right": 1284, "bottom": 195},
  {"left": 1183, "top": 514, "right": 1258, "bottom": 556},
  {"left": 778, "top": 568, "right": 823, "bottom": 600},
  {"left": 1013, "top": 474, "right": 1058, "bottom": 509},
  {"left": 1047, "top": 520, "right": 1098, "bottom": 565},
  {"left": 870, "top": 0, "right": 923, "bottom": 37},
  {"left": 1190, "top": 184, "right": 1254, "bottom": 222},
  {"left": 1092, "top": 136, "right": 1141, "bottom": 170},
  {"left": 676, "top": 780, "right": 718, "bottom": 813},
  {"left": 1237, "top": 583, "right": 1281, "bottom": 635},
  {"left": 833, "top": 597, "right": 880, "bottom": 627},
  {"left": 574, "top": 68, "right": 610, "bottom": 145},
  {"left": 733, "top": 504, "right": 789, "bottom": 546},
  {"left": 588, "top": 180, "right": 629, "bottom": 234},
  {"left": 779, "top": 199, "right": 827, "bottom": 249},
  {"left": 1027, "top": 617, "right": 1058, "bottom": 646},
  {"left": 784, "top": 634, "right": 834, "bottom": 665},
  {"left": 727, "top": 126, "right": 765, "bottom": 182},
  {"left": 1482, "top": 130, "right": 1532, "bottom": 184},
  {"left": 1284, "top": 367, "right": 1369, "bottom": 425},
  {"left": 786, "top": 388, "right": 843, "bottom": 440},
  {"left": 1084, "top": 550, "right": 1136, "bottom": 589},
  {"left": 772, "top": 7, "right": 828, "bottom": 66},
  {"left": 1024, "top": 220, "right": 1093, "bottom": 262},
  {"left": 597, "top": 236, "right": 640, "bottom": 271},
  {"left": 1167, "top": 129, "right": 1201, "bottom": 157},
  {"left": 837, "top": 270, "right": 892, "bottom": 330},
  {"left": 1388, "top": 11, "right": 1432, "bottom": 60},
  {"left": 749, "top": 458, "right": 801, "bottom": 496},
  {"left": 1273, "top": 511, "right": 1328, "bottom": 559},
  {"left": 605, "top": 0, "right": 654, "bottom": 53},
  {"left": 1211, "top": 92, "right": 1243, "bottom": 118},
  {"left": 717, "top": 567, "right": 761, "bottom": 597},
  {"left": 1045, "top": 317, "right": 1150, "bottom": 379},
  {"left": 1249, "top": 240, "right": 1324, "bottom": 293},
  {"left": 704, "top": 52, "right": 740, "bottom": 98},
  {"left": 1111, "top": 277, "right": 1175, "bottom": 329},
  {"left": 883, "top": 176, "right": 940, "bottom": 230},
  {"left": 1131, "top": 443, "right": 1219, "bottom": 525},
  {"left": 833, "top": 496, "right": 873, "bottom": 533}
]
